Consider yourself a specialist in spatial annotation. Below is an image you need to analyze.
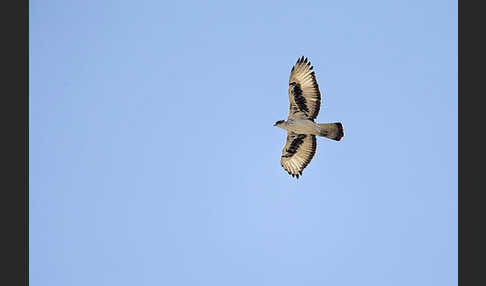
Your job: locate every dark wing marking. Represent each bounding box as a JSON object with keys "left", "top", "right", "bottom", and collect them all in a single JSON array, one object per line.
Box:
[
  {"left": 288, "top": 56, "right": 322, "bottom": 120},
  {"left": 280, "top": 132, "right": 317, "bottom": 178}
]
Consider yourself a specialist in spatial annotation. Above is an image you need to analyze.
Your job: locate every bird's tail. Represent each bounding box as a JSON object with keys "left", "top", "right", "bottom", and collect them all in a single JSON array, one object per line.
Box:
[{"left": 317, "top": 122, "right": 344, "bottom": 141}]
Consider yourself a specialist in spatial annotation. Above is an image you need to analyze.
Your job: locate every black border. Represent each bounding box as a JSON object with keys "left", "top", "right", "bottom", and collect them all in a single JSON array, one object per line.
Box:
[
  {"left": 458, "top": 0, "right": 461, "bottom": 283},
  {"left": 0, "top": 1, "right": 463, "bottom": 285},
  {"left": 459, "top": 0, "right": 483, "bottom": 285},
  {"left": 1, "top": 1, "right": 28, "bottom": 285},
  {"left": 458, "top": 0, "right": 461, "bottom": 282}
]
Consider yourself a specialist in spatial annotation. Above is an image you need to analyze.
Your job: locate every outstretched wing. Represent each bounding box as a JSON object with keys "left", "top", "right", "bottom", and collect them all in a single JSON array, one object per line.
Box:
[
  {"left": 280, "top": 132, "right": 317, "bottom": 178},
  {"left": 288, "top": 56, "right": 322, "bottom": 120}
]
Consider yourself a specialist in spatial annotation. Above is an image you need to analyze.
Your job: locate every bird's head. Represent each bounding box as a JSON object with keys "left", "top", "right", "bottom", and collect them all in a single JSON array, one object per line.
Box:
[{"left": 273, "top": 120, "right": 286, "bottom": 127}]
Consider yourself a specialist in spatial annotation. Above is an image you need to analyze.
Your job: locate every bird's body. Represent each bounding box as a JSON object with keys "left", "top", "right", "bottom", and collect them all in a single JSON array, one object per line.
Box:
[
  {"left": 276, "top": 118, "right": 320, "bottom": 135},
  {"left": 274, "top": 56, "right": 344, "bottom": 178}
]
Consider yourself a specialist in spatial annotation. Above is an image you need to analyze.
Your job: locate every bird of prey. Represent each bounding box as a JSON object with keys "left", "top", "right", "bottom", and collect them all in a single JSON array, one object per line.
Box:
[{"left": 274, "top": 56, "right": 344, "bottom": 178}]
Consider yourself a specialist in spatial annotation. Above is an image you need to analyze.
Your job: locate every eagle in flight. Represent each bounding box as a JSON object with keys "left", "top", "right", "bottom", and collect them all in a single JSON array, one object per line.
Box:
[{"left": 274, "top": 56, "right": 344, "bottom": 178}]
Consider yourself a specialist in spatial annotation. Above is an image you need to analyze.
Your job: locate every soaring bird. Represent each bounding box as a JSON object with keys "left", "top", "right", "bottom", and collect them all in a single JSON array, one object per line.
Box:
[{"left": 274, "top": 56, "right": 344, "bottom": 178}]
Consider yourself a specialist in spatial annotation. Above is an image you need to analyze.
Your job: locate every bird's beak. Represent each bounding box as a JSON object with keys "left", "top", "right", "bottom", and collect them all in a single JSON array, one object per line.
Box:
[{"left": 273, "top": 123, "right": 276, "bottom": 126}]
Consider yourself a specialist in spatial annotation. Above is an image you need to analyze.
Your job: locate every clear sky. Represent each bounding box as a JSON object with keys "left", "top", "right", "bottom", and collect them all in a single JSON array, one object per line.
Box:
[{"left": 30, "top": 0, "right": 457, "bottom": 285}]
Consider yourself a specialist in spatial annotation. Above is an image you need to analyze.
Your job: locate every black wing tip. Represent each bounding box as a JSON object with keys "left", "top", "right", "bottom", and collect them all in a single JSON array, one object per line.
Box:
[
  {"left": 293, "top": 56, "right": 314, "bottom": 70},
  {"left": 284, "top": 169, "right": 303, "bottom": 179},
  {"left": 297, "top": 56, "right": 307, "bottom": 63},
  {"left": 293, "top": 56, "right": 313, "bottom": 70},
  {"left": 285, "top": 170, "right": 304, "bottom": 179}
]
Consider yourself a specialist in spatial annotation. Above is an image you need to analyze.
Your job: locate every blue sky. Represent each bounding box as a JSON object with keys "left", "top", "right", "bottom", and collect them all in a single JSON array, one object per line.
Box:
[{"left": 30, "top": 0, "right": 457, "bottom": 285}]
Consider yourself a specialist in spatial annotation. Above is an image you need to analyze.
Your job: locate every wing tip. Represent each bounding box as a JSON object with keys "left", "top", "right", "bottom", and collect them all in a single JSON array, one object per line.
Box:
[{"left": 292, "top": 56, "right": 313, "bottom": 74}]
